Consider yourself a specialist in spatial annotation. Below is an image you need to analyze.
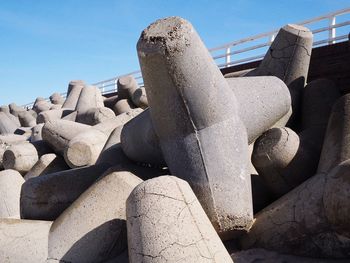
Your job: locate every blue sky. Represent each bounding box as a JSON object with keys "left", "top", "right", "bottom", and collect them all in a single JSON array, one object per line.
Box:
[{"left": 0, "top": 0, "right": 349, "bottom": 106}]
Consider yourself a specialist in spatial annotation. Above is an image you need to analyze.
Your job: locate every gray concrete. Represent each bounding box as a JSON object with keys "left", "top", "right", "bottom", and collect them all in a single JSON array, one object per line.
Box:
[
  {"left": 137, "top": 17, "right": 253, "bottom": 239},
  {"left": 121, "top": 109, "right": 165, "bottom": 167},
  {"left": 117, "top": 75, "right": 139, "bottom": 100},
  {"left": 50, "top": 92, "right": 65, "bottom": 105},
  {"left": 33, "top": 100, "right": 51, "bottom": 114},
  {"left": 0, "top": 112, "right": 18, "bottom": 134},
  {"left": 48, "top": 170, "right": 142, "bottom": 263},
  {"left": 227, "top": 76, "right": 291, "bottom": 143},
  {"left": 42, "top": 119, "right": 91, "bottom": 155},
  {"left": 18, "top": 110, "right": 37, "bottom": 127},
  {"left": 0, "top": 218, "right": 52, "bottom": 263},
  {"left": 30, "top": 123, "right": 44, "bottom": 142},
  {"left": 301, "top": 79, "right": 340, "bottom": 130},
  {"left": 131, "top": 87, "right": 149, "bottom": 109},
  {"left": 103, "top": 94, "right": 119, "bottom": 109},
  {"left": 113, "top": 99, "right": 135, "bottom": 115},
  {"left": 120, "top": 76, "right": 291, "bottom": 167},
  {"left": 64, "top": 129, "right": 108, "bottom": 168},
  {"left": 3, "top": 142, "right": 39, "bottom": 174},
  {"left": 24, "top": 153, "right": 69, "bottom": 180},
  {"left": 0, "top": 169, "right": 24, "bottom": 218},
  {"left": 75, "top": 85, "right": 104, "bottom": 117},
  {"left": 240, "top": 160, "right": 350, "bottom": 258},
  {"left": 62, "top": 80, "right": 85, "bottom": 109},
  {"left": 37, "top": 108, "right": 74, "bottom": 124},
  {"left": 127, "top": 176, "right": 233, "bottom": 262},
  {"left": 9, "top": 103, "right": 25, "bottom": 117},
  {"left": 20, "top": 163, "right": 110, "bottom": 220},
  {"left": 318, "top": 94, "right": 350, "bottom": 174},
  {"left": 252, "top": 127, "right": 320, "bottom": 197},
  {"left": 76, "top": 106, "right": 115, "bottom": 125},
  {"left": 246, "top": 24, "right": 313, "bottom": 126}
]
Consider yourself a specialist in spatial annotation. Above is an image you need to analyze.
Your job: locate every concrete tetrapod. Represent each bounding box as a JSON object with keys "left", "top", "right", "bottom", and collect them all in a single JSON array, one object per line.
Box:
[
  {"left": 50, "top": 92, "right": 65, "bottom": 105},
  {"left": 64, "top": 128, "right": 108, "bottom": 168},
  {"left": 37, "top": 108, "right": 74, "bottom": 124},
  {"left": 0, "top": 218, "right": 52, "bottom": 263},
  {"left": 0, "top": 169, "right": 24, "bottom": 218},
  {"left": 241, "top": 160, "right": 350, "bottom": 258},
  {"left": 0, "top": 112, "right": 18, "bottom": 135},
  {"left": 131, "top": 87, "right": 149, "bottom": 109},
  {"left": 252, "top": 127, "right": 321, "bottom": 197},
  {"left": 127, "top": 176, "right": 233, "bottom": 263},
  {"left": 17, "top": 110, "right": 37, "bottom": 127},
  {"left": 48, "top": 171, "right": 142, "bottom": 263},
  {"left": 137, "top": 17, "right": 253, "bottom": 238},
  {"left": 246, "top": 24, "right": 313, "bottom": 126},
  {"left": 117, "top": 75, "right": 139, "bottom": 100},
  {"left": 42, "top": 119, "right": 91, "bottom": 155},
  {"left": 317, "top": 94, "right": 350, "bottom": 174},
  {"left": 121, "top": 76, "right": 291, "bottom": 167},
  {"left": 62, "top": 80, "right": 85, "bottom": 109},
  {"left": 76, "top": 106, "right": 115, "bottom": 125},
  {"left": 113, "top": 99, "right": 135, "bottom": 115},
  {"left": 20, "top": 163, "right": 110, "bottom": 220},
  {"left": 3, "top": 142, "right": 39, "bottom": 174}
]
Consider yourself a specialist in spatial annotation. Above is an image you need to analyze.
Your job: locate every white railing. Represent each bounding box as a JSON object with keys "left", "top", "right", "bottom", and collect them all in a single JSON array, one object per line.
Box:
[{"left": 23, "top": 7, "right": 350, "bottom": 108}]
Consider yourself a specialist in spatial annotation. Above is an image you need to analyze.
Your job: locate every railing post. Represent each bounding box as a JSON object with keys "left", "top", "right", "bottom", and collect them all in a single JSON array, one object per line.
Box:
[
  {"left": 101, "top": 83, "right": 105, "bottom": 94},
  {"left": 225, "top": 47, "right": 231, "bottom": 67},
  {"left": 269, "top": 34, "right": 275, "bottom": 44},
  {"left": 114, "top": 78, "right": 118, "bottom": 92},
  {"left": 329, "top": 15, "right": 336, "bottom": 44}
]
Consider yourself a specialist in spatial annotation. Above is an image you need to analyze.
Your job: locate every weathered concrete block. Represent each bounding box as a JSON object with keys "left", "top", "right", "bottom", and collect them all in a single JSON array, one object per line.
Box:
[
  {"left": 127, "top": 176, "right": 233, "bottom": 262},
  {"left": 137, "top": 17, "right": 253, "bottom": 238},
  {"left": 318, "top": 94, "right": 350, "bottom": 174},
  {"left": 0, "top": 112, "right": 18, "bottom": 134},
  {"left": 30, "top": 123, "right": 44, "bottom": 142},
  {"left": 131, "top": 87, "right": 148, "bottom": 109},
  {"left": 0, "top": 106, "right": 21, "bottom": 127},
  {"left": 24, "top": 153, "right": 68, "bottom": 180},
  {"left": 75, "top": 85, "right": 104, "bottom": 115},
  {"left": 93, "top": 108, "right": 143, "bottom": 136},
  {"left": 0, "top": 218, "right": 52, "bottom": 263},
  {"left": 121, "top": 76, "right": 291, "bottom": 167},
  {"left": 37, "top": 108, "right": 74, "bottom": 124},
  {"left": 227, "top": 76, "right": 291, "bottom": 142},
  {"left": 3, "top": 142, "right": 39, "bottom": 174},
  {"left": 50, "top": 104, "right": 62, "bottom": 110},
  {"left": 9, "top": 103, "right": 25, "bottom": 117},
  {"left": 113, "top": 99, "right": 135, "bottom": 115},
  {"left": 62, "top": 80, "right": 85, "bottom": 109},
  {"left": 121, "top": 110, "right": 165, "bottom": 167},
  {"left": 103, "top": 94, "right": 119, "bottom": 109},
  {"left": 76, "top": 106, "right": 115, "bottom": 125},
  {"left": 48, "top": 170, "right": 142, "bottom": 262},
  {"left": 64, "top": 129, "right": 108, "bottom": 168},
  {"left": 42, "top": 119, "right": 91, "bottom": 155},
  {"left": 240, "top": 160, "right": 350, "bottom": 258},
  {"left": 0, "top": 169, "right": 24, "bottom": 218},
  {"left": 117, "top": 75, "right": 139, "bottom": 100},
  {"left": 252, "top": 127, "right": 320, "bottom": 197},
  {"left": 246, "top": 24, "right": 313, "bottom": 126},
  {"left": 50, "top": 92, "right": 65, "bottom": 105},
  {"left": 20, "top": 163, "right": 110, "bottom": 220},
  {"left": 33, "top": 100, "right": 52, "bottom": 114},
  {"left": 18, "top": 110, "right": 37, "bottom": 127}
]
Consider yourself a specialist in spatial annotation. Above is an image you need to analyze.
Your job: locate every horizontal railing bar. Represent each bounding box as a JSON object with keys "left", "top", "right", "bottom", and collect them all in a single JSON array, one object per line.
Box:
[
  {"left": 312, "top": 21, "right": 350, "bottom": 34},
  {"left": 217, "top": 54, "right": 265, "bottom": 68},
  {"left": 213, "top": 42, "right": 270, "bottom": 60},
  {"left": 313, "top": 34, "right": 348, "bottom": 46}
]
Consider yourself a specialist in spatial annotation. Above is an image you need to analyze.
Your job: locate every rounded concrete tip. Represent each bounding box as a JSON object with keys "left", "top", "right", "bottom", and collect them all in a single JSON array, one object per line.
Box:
[
  {"left": 282, "top": 24, "right": 313, "bottom": 37},
  {"left": 137, "top": 16, "right": 193, "bottom": 53}
]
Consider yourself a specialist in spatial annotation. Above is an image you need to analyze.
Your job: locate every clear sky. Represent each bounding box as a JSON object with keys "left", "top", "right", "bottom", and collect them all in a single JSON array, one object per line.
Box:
[{"left": 0, "top": 0, "right": 349, "bottom": 106}]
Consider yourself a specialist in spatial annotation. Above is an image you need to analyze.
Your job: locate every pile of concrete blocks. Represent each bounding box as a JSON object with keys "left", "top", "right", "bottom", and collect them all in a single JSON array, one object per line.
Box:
[{"left": 0, "top": 16, "right": 348, "bottom": 263}]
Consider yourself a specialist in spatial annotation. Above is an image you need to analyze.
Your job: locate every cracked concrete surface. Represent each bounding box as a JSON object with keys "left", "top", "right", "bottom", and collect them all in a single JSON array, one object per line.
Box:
[
  {"left": 127, "top": 176, "right": 233, "bottom": 262},
  {"left": 240, "top": 160, "right": 350, "bottom": 258},
  {"left": 0, "top": 218, "right": 52, "bottom": 263},
  {"left": 48, "top": 171, "right": 142, "bottom": 263}
]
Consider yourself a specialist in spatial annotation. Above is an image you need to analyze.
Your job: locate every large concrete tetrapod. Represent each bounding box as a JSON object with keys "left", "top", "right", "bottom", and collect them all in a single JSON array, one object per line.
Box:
[
  {"left": 62, "top": 80, "right": 85, "bottom": 109},
  {"left": 246, "top": 24, "right": 313, "bottom": 126},
  {"left": 137, "top": 17, "right": 253, "bottom": 238},
  {"left": 127, "top": 176, "right": 233, "bottom": 263}
]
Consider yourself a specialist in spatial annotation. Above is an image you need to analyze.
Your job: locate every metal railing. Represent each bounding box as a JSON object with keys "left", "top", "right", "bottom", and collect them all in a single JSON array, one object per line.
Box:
[{"left": 22, "top": 7, "right": 350, "bottom": 108}]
